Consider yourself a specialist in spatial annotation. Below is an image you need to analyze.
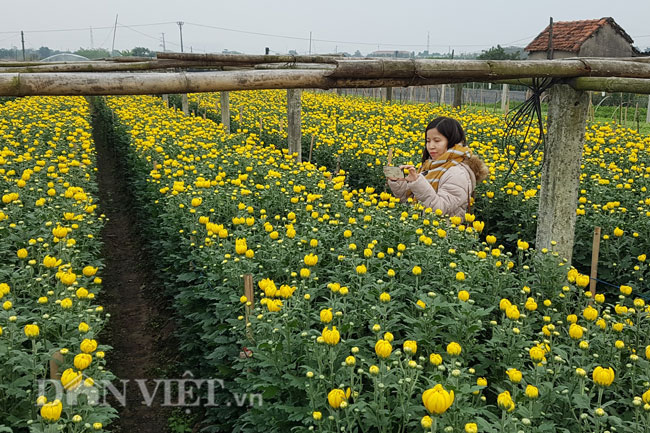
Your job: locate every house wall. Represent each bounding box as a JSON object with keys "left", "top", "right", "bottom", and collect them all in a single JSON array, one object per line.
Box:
[
  {"left": 579, "top": 24, "right": 635, "bottom": 57},
  {"left": 527, "top": 51, "right": 576, "bottom": 60}
]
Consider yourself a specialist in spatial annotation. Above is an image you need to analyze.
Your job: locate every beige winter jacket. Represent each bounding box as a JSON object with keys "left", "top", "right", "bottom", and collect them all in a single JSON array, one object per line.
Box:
[{"left": 387, "top": 155, "right": 488, "bottom": 219}]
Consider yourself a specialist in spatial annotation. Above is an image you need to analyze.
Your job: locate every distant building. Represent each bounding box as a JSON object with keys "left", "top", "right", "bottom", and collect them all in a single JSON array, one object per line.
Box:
[
  {"left": 368, "top": 50, "right": 412, "bottom": 59},
  {"left": 526, "top": 17, "right": 640, "bottom": 59}
]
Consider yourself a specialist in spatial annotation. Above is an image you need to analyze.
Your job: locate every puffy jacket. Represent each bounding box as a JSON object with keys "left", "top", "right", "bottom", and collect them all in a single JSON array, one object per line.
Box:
[{"left": 387, "top": 155, "right": 488, "bottom": 218}]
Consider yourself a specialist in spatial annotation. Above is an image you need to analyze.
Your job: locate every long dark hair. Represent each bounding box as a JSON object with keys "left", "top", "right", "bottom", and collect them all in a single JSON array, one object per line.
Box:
[{"left": 421, "top": 117, "right": 466, "bottom": 164}]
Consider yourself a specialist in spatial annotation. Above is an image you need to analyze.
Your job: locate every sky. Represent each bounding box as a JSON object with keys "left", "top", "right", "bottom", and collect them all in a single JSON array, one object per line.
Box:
[{"left": 1, "top": 0, "right": 649, "bottom": 56}]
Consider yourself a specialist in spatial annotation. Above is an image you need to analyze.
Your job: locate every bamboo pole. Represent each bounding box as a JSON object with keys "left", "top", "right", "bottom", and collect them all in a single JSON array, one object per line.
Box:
[
  {"left": 0, "top": 59, "right": 229, "bottom": 73},
  {"left": 2, "top": 69, "right": 650, "bottom": 97},
  {"left": 328, "top": 58, "right": 650, "bottom": 80},
  {"left": 157, "top": 51, "right": 344, "bottom": 64}
]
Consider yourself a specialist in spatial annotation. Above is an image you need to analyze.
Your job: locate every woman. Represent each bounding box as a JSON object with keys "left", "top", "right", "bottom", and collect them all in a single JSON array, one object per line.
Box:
[{"left": 387, "top": 117, "right": 488, "bottom": 219}]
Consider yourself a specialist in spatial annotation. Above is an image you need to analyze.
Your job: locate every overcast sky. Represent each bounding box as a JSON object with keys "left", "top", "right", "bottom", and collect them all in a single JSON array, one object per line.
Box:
[{"left": 1, "top": 0, "right": 649, "bottom": 55}]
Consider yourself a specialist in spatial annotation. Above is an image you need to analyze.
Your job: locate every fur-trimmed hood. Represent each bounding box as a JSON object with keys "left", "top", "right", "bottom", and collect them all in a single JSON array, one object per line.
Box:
[{"left": 464, "top": 154, "right": 489, "bottom": 183}]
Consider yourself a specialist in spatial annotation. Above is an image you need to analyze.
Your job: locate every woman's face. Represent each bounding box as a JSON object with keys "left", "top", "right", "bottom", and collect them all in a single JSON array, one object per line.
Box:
[{"left": 426, "top": 128, "right": 449, "bottom": 160}]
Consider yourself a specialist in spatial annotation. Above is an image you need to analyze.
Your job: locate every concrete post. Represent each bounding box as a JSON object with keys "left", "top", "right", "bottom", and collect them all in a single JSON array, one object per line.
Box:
[
  {"left": 385, "top": 87, "right": 392, "bottom": 103},
  {"left": 646, "top": 94, "right": 650, "bottom": 123},
  {"left": 287, "top": 88, "right": 302, "bottom": 162},
  {"left": 181, "top": 94, "right": 189, "bottom": 115},
  {"left": 535, "top": 84, "right": 589, "bottom": 263},
  {"left": 220, "top": 91, "right": 230, "bottom": 134},
  {"left": 453, "top": 83, "right": 463, "bottom": 108},
  {"left": 500, "top": 84, "right": 509, "bottom": 113}
]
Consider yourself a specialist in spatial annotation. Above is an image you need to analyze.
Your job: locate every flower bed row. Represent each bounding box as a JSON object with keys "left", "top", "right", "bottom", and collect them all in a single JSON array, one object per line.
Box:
[
  {"left": 104, "top": 95, "right": 650, "bottom": 433},
  {"left": 187, "top": 91, "right": 650, "bottom": 291},
  {"left": 0, "top": 97, "right": 116, "bottom": 432}
]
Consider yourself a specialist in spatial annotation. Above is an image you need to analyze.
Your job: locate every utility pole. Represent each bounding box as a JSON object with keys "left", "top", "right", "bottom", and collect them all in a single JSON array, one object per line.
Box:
[
  {"left": 111, "top": 14, "right": 118, "bottom": 57},
  {"left": 21, "top": 31, "right": 25, "bottom": 61},
  {"left": 90, "top": 27, "right": 94, "bottom": 49},
  {"left": 161, "top": 33, "right": 166, "bottom": 52},
  {"left": 177, "top": 21, "right": 184, "bottom": 53},
  {"left": 426, "top": 31, "right": 430, "bottom": 54},
  {"left": 309, "top": 31, "right": 312, "bottom": 55}
]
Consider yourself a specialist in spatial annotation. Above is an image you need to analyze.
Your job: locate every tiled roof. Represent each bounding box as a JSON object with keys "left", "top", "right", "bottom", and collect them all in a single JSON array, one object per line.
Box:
[{"left": 525, "top": 17, "right": 634, "bottom": 53}]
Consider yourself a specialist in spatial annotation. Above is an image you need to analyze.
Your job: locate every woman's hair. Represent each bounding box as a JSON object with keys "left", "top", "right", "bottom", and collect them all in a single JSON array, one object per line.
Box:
[{"left": 421, "top": 117, "right": 466, "bottom": 163}]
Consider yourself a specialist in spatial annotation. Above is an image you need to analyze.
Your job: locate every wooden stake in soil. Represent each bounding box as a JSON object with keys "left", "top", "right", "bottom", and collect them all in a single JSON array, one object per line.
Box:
[
  {"left": 308, "top": 135, "right": 315, "bottom": 163},
  {"left": 287, "top": 88, "right": 302, "bottom": 162},
  {"left": 49, "top": 351, "right": 64, "bottom": 379},
  {"left": 220, "top": 91, "right": 230, "bottom": 134},
  {"left": 590, "top": 226, "right": 601, "bottom": 296},
  {"left": 387, "top": 148, "right": 394, "bottom": 166}
]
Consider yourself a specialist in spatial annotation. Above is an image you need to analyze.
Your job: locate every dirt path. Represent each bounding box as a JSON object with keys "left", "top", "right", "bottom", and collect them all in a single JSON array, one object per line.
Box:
[{"left": 92, "top": 102, "right": 173, "bottom": 433}]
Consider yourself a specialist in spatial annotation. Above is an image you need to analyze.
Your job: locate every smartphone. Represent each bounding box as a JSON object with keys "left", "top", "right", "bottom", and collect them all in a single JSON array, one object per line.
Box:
[{"left": 383, "top": 166, "right": 404, "bottom": 178}]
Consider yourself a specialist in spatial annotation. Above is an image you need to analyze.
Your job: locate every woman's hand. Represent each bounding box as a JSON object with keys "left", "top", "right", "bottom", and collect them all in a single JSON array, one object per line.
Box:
[{"left": 400, "top": 165, "right": 419, "bottom": 182}]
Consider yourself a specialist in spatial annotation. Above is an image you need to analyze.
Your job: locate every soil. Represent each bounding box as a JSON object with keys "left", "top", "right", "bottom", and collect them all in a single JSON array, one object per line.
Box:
[{"left": 92, "top": 103, "right": 176, "bottom": 433}]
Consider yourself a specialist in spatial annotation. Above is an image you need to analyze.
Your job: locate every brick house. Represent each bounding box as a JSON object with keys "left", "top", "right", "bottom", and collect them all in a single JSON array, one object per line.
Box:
[{"left": 526, "top": 17, "right": 640, "bottom": 59}]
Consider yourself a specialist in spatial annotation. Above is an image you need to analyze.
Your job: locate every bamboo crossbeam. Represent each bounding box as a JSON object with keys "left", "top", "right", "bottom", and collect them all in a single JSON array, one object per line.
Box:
[
  {"left": 1, "top": 64, "right": 650, "bottom": 96},
  {"left": 569, "top": 77, "right": 650, "bottom": 93},
  {"left": 0, "top": 70, "right": 467, "bottom": 96},
  {"left": 0, "top": 60, "right": 229, "bottom": 73},
  {"left": 157, "top": 52, "right": 344, "bottom": 64},
  {"left": 328, "top": 58, "right": 650, "bottom": 80}
]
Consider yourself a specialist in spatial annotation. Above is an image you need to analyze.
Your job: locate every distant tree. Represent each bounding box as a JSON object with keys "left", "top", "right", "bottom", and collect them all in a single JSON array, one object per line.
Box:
[
  {"left": 288, "top": 50, "right": 298, "bottom": 55},
  {"left": 74, "top": 48, "right": 110, "bottom": 59},
  {"left": 353, "top": 50, "right": 363, "bottom": 57},
  {"left": 477, "top": 45, "right": 520, "bottom": 60},
  {"left": 38, "top": 46, "right": 54, "bottom": 59},
  {"left": 0, "top": 47, "right": 18, "bottom": 60},
  {"left": 130, "top": 47, "right": 155, "bottom": 57}
]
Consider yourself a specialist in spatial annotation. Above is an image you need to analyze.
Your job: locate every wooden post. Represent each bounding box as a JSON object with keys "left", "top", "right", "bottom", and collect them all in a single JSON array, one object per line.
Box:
[
  {"left": 453, "top": 83, "right": 463, "bottom": 108},
  {"left": 385, "top": 87, "right": 392, "bottom": 103},
  {"left": 590, "top": 227, "right": 601, "bottom": 296},
  {"left": 243, "top": 274, "right": 254, "bottom": 342},
  {"left": 387, "top": 148, "right": 394, "bottom": 166},
  {"left": 181, "top": 93, "right": 189, "bottom": 115},
  {"left": 259, "top": 116, "right": 263, "bottom": 137},
  {"left": 647, "top": 94, "right": 650, "bottom": 123},
  {"left": 535, "top": 84, "right": 589, "bottom": 263},
  {"left": 49, "top": 351, "right": 64, "bottom": 379},
  {"left": 287, "top": 88, "right": 302, "bottom": 162},
  {"left": 501, "top": 84, "right": 509, "bottom": 113},
  {"left": 308, "top": 135, "right": 315, "bottom": 163},
  {"left": 220, "top": 91, "right": 230, "bottom": 134},
  {"left": 440, "top": 84, "right": 446, "bottom": 105}
]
